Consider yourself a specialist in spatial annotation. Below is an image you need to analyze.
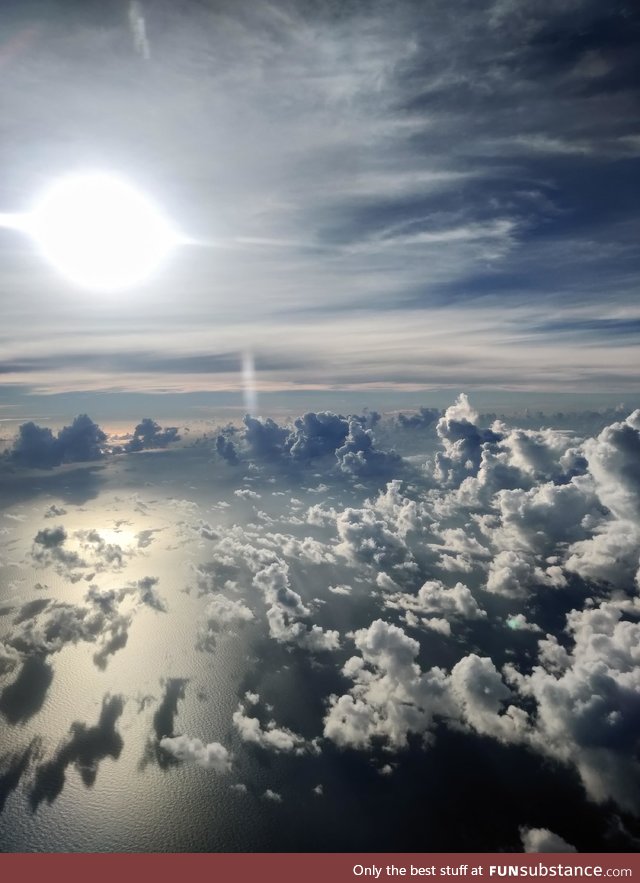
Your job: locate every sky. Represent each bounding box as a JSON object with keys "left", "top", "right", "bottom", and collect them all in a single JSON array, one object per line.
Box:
[
  {"left": 0, "top": 0, "right": 639, "bottom": 421},
  {"left": 0, "top": 0, "right": 640, "bottom": 856}
]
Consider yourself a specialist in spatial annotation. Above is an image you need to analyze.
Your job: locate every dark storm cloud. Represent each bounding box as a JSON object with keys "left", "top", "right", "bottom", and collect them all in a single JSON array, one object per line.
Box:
[
  {"left": 30, "top": 695, "right": 125, "bottom": 810},
  {"left": 287, "top": 412, "right": 350, "bottom": 461},
  {"left": 56, "top": 414, "right": 107, "bottom": 461},
  {"left": 242, "top": 416, "right": 289, "bottom": 461},
  {"left": 217, "top": 411, "right": 403, "bottom": 482},
  {"left": 125, "top": 418, "right": 180, "bottom": 452},
  {"left": 215, "top": 433, "right": 239, "bottom": 465},
  {"left": 9, "top": 416, "right": 106, "bottom": 468}
]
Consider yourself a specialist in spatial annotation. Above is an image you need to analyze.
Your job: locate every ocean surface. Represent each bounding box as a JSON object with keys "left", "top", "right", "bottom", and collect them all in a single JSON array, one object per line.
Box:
[{"left": 0, "top": 444, "right": 636, "bottom": 852}]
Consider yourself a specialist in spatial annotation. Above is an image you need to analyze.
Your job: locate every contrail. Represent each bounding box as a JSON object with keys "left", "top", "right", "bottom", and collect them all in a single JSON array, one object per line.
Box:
[{"left": 242, "top": 351, "right": 257, "bottom": 416}]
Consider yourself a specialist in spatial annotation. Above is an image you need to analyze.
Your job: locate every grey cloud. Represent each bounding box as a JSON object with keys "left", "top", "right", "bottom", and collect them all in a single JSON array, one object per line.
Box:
[
  {"left": 336, "top": 419, "right": 403, "bottom": 479},
  {"left": 242, "top": 416, "right": 289, "bottom": 461},
  {"left": 9, "top": 416, "right": 106, "bottom": 468},
  {"left": 215, "top": 433, "right": 239, "bottom": 465},
  {"left": 34, "top": 526, "right": 67, "bottom": 549},
  {"left": 0, "top": 643, "right": 21, "bottom": 676},
  {"left": 397, "top": 407, "right": 441, "bottom": 429},
  {"left": 125, "top": 418, "right": 180, "bottom": 452},
  {"left": 287, "top": 412, "right": 350, "bottom": 461}
]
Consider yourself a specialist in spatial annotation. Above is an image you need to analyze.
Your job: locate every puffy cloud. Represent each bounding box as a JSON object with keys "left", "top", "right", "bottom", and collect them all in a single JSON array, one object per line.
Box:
[
  {"left": 328, "top": 584, "right": 352, "bottom": 596},
  {"left": 564, "top": 520, "right": 640, "bottom": 588},
  {"left": 254, "top": 560, "right": 309, "bottom": 619},
  {"left": 430, "top": 526, "right": 491, "bottom": 568},
  {"left": 31, "top": 525, "right": 139, "bottom": 578},
  {"left": 10, "top": 415, "right": 106, "bottom": 468},
  {"left": 434, "top": 394, "right": 502, "bottom": 487},
  {"left": 8, "top": 595, "right": 131, "bottom": 669},
  {"left": 263, "top": 789, "right": 282, "bottom": 802},
  {"left": 253, "top": 560, "right": 339, "bottom": 652},
  {"left": 336, "top": 507, "right": 412, "bottom": 570},
  {"left": 128, "top": 576, "right": 167, "bottom": 612},
  {"left": 44, "top": 504, "right": 67, "bottom": 519},
  {"left": 584, "top": 410, "right": 640, "bottom": 521},
  {"left": 509, "top": 598, "right": 640, "bottom": 813},
  {"left": 5, "top": 576, "right": 165, "bottom": 670},
  {"left": 215, "top": 433, "right": 239, "bottom": 465},
  {"left": 324, "top": 619, "right": 453, "bottom": 750},
  {"left": 520, "top": 827, "right": 577, "bottom": 853},
  {"left": 488, "top": 477, "right": 600, "bottom": 557},
  {"left": 449, "top": 654, "right": 529, "bottom": 743},
  {"left": 0, "top": 642, "right": 21, "bottom": 675},
  {"left": 55, "top": 415, "right": 107, "bottom": 462},
  {"left": 287, "top": 411, "right": 350, "bottom": 461},
  {"left": 197, "top": 594, "right": 254, "bottom": 652},
  {"left": 386, "top": 579, "right": 486, "bottom": 623},
  {"left": 9, "top": 422, "right": 58, "bottom": 468},
  {"left": 125, "top": 418, "right": 180, "bottom": 452},
  {"left": 34, "top": 525, "right": 67, "bottom": 549},
  {"left": 234, "top": 488, "right": 261, "bottom": 500},
  {"left": 505, "top": 613, "right": 542, "bottom": 633},
  {"left": 499, "top": 427, "right": 586, "bottom": 485},
  {"left": 552, "top": 409, "right": 640, "bottom": 588},
  {"left": 336, "top": 418, "right": 402, "bottom": 479},
  {"left": 242, "top": 415, "right": 289, "bottom": 461},
  {"left": 232, "top": 697, "right": 311, "bottom": 754},
  {"left": 486, "top": 550, "right": 566, "bottom": 599},
  {"left": 159, "top": 735, "right": 232, "bottom": 772},
  {"left": 325, "top": 618, "right": 532, "bottom": 756},
  {"left": 372, "top": 480, "right": 431, "bottom": 539}
]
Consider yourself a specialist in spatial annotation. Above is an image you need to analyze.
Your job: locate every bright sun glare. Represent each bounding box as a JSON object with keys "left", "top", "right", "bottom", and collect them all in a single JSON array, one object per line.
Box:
[{"left": 25, "top": 172, "right": 180, "bottom": 291}]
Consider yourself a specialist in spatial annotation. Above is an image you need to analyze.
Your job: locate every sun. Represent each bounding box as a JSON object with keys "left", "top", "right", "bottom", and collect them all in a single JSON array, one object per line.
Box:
[{"left": 24, "top": 172, "right": 180, "bottom": 291}]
